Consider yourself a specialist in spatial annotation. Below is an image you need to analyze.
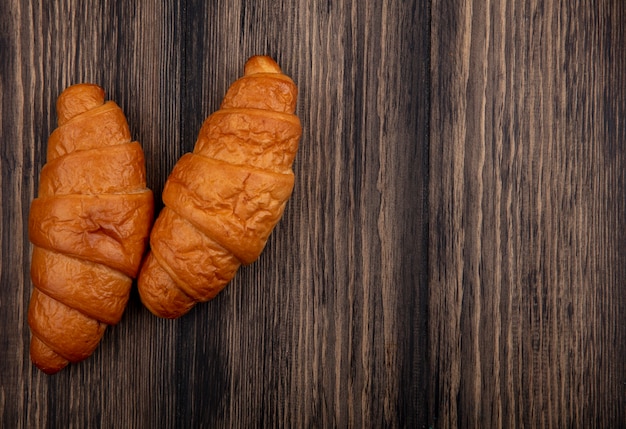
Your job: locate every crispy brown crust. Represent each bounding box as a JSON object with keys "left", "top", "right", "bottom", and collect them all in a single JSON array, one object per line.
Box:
[
  {"left": 31, "top": 247, "right": 132, "bottom": 325},
  {"left": 138, "top": 55, "right": 301, "bottom": 318},
  {"left": 29, "top": 336, "right": 69, "bottom": 375},
  {"left": 163, "top": 153, "right": 293, "bottom": 263},
  {"left": 56, "top": 83, "right": 105, "bottom": 126},
  {"left": 149, "top": 207, "right": 240, "bottom": 302},
  {"left": 221, "top": 74, "right": 298, "bottom": 113},
  {"left": 39, "top": 142, "right": 147, "bottom": 197},
  {"left": 29, "top": 191, "right": 153, "bottom": 277},
  {"left": 47, "top": 101, "right": 132, "bottom": 162},
  {"left": 28, "top": 83, "right": 153, "bottom": 374},
  {"left": 138, "top": 252, "right": 197, "bottom": 319},
  {"left": 28, "top": 289, "right": 107, "bottom": 363},
  {"left": 194, "top": 109, "right": 301, "bottom": 174}
]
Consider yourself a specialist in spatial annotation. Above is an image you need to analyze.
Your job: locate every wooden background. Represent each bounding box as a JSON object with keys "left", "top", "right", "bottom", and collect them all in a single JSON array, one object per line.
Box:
[{"left": 0, "top": 0, "right": 624, "bottom": 427}]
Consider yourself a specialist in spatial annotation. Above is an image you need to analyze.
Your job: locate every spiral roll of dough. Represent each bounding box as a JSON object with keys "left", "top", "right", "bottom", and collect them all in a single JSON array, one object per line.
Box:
[
  {"left": 138, "top": 56, "right": 301, "bottom": 318},
  {"left": 28, "top": 84, "right": 153, "bottom": 374}
]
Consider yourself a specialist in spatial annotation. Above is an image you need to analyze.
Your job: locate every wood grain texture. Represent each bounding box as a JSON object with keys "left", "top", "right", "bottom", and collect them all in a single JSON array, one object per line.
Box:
[
  {"left": 430, "top": 0, "right": 626, "bottom": 427},
  {"left": 3, "top": 0, "right": 625, "bottom": 427},
  {"left": 1, "top": 0, "right": 427, "bottom": 428}
]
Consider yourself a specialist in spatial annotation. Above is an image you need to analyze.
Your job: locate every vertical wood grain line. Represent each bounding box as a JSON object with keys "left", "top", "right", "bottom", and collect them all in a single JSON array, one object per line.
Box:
[
  {"left": 376, "top": 3, "right": 399, "bottom": 425},
  {"left": 464, "top": 0, "right": 487, "bottom": 423},
  {"left": 429, "top": 0, "right": 472, "bottom": 426},
  {"left": 4, "top": 0, "right": 28, "bottom": 425}
]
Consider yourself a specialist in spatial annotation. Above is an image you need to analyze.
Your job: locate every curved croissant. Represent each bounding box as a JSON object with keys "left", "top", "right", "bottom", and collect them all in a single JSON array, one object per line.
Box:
[
  {"left": 138, "top": 56, "right": 301, "bottom": 318},
  {"left": 28, "top": 84, "right": 154, "bottom": 374}
]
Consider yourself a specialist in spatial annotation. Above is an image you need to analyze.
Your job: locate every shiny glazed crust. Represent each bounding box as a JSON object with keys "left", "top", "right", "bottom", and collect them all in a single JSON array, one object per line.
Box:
[
  {"left": 28, "top": 84, "right": 154, "bottom": 374},
  {"left": 138, "top": 56, "right": 301, "bottom": 318}
]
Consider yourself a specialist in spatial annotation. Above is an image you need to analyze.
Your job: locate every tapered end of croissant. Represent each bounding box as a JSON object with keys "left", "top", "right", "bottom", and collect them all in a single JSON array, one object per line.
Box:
[
  {"left": 244, "top": 56, "right": 282, "bottom": 75},
  {"left": 56, "top": 83, "right": 105, "bottom": 126},
  {"left": 221, "top": 56, "right": 297, "bottom": 114},
  {"left": 30, "top": 335, "right": 69, "bottom": 375},
  {"left": 138, "top": 253, "right": 197, "bottom": 319}
]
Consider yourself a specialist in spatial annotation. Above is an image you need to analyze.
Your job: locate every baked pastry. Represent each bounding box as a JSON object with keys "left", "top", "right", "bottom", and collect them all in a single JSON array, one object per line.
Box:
[
  {"left": 138, "top": 55, "right": 301, "bottom": 318},
  {"left": 28, "top": 84, "right": 153, "bottom": 374}
]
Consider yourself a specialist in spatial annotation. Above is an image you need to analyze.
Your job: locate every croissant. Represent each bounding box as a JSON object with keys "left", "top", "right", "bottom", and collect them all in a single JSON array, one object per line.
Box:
[
  {"left": 138, "top": 56, "right": 301, "bottom": 318},
  {"left": 28, "top": 84, "right": 154, "bottom": 374}
]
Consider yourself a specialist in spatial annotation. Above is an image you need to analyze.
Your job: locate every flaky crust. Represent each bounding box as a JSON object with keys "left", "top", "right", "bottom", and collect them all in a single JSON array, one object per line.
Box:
[
  {"left": 28, "top": 83, "right": 153, "bottom": 374},
  {"left": 138, "top": 55, "right": 301, "bottom": 318}
]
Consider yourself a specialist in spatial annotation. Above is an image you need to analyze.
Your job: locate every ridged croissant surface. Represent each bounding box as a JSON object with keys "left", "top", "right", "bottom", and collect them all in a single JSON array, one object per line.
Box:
[
  {"left": 138, "top": 56, "right": 301, "bottom": 318},
  {"left": 28, "top": 84, "right": 154, "bottom": 374}
]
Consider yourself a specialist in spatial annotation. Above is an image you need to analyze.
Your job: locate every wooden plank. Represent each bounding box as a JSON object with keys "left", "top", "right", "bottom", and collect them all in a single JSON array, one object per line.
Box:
[
  {"left": 0, "top": 0, "right": 32, "bottom": 425},
  {"left": 429, "top": 0, "right": 626, "bottom": 426},
  {"left": 1, "top": 0, "right": 429, "bottom": 427}
]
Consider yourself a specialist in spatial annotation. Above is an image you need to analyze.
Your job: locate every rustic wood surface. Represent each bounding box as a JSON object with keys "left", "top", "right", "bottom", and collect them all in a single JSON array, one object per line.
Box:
[
  {"left": 0, "top": 0, "right": 623, "bottom": 428},
  {"left": 430, "top": 1, "right": 626, "bottom": 427}
]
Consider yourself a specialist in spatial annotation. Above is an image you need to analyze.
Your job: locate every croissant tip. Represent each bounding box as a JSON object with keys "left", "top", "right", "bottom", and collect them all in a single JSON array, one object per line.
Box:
[
  {"left": 56, "top": 83, "right": 106, "bottom": 125},
  {"left": 244, "top": 56, "right": 282, "bottom": 75},
  {"left": 34, "top": 362, "right": 67, "bottom": 375},
  {"left": 60, "top": 83, "right": 105, "bottom": 98}
]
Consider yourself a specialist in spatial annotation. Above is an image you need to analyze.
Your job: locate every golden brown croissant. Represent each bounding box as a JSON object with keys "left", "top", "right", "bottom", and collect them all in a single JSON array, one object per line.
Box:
[
  {"left": 138, "top": 55, "right": 301, "bottom": 318},
  {"left": 28, "top": 83, "right": 154, "bottom": 374}
]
